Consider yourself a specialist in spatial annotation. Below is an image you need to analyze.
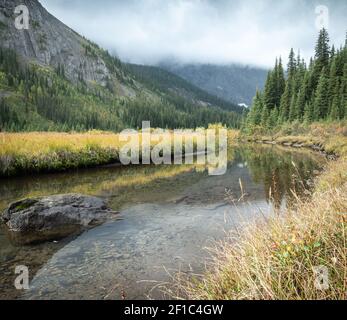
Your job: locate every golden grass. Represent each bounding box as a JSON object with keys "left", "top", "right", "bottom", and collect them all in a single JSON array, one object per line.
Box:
[
  {"left": 174, "top": 179, "right": 347, "bottom": 299},
  {"left": 0, "top": 131, "right": 122, "bottom": 176},
  {"left": 0, "top": 129, "right": 239, "bottom": 176},
  {"left": 0, "top": 131, "right": 122, "bottom": 157},
  {"left": 171, "top": 127, "right": 347, "bottom": 300}
]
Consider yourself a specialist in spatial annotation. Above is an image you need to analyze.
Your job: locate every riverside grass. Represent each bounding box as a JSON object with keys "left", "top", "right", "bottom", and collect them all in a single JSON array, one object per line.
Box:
[
  {"left": 170, "top": 122, "right": 347, "bottom": 300},
  {"left": 0, "top": 131, "right": 122, "bottom": 176},
  {"left": 0, "top": 128, "right": 239, "bottom": 176}
]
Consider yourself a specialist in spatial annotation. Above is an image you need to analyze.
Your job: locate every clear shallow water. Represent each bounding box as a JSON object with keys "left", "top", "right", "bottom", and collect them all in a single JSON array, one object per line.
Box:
[{"left": 0, "top": 144, "right": 326, "bottom": 300}]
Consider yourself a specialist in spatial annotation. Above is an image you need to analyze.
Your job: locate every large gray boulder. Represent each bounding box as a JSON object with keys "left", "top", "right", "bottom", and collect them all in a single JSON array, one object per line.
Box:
[{"left": 1, "top": 194, "right": 119, "bottom": 245}]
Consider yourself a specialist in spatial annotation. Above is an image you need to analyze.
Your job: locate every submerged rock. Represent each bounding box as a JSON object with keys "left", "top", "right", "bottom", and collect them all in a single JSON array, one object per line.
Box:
[{"left": 1, "top": 194, "right": 119, "bottom": 245}]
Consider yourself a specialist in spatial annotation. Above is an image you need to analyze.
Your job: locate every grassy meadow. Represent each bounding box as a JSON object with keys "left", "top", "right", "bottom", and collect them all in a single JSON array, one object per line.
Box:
[
  {"left": 0, "top": 131, "right": 122, "bottom": 176},
  {"left": 0, "top": 128, "right": 239, "bottom": 177}
]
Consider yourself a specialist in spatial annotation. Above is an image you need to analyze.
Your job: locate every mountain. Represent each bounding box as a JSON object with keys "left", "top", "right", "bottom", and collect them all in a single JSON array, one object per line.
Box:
[
  {"left": 124, "top": 64, "right": 244, "bottom": 112},
  {"left": 0, "top": 0, "right": 242, "bottom": 131},
  {"left": 0, "top": 0, "right": 116, "bottom": 86},
  {"left": 161, "top": 63, "right": 268, "bottom": 106}
]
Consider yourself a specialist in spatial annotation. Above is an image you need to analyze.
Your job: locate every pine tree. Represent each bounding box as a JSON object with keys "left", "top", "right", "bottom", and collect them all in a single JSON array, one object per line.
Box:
[
  {"left": 247, "top": 90, "right": 263, "bottom": 126},
  {"left": 328, "top": 58, "right": 338, "bottom": 112},
  {"left": 306, "top": 59, "right": 316, "bottom": 102},
  {"left": 288, "top": 93, "right": 297, "bottom": 121},
  {"left": 313, "top": 68, "right": 330, "bottom": 120},
  {"left": 329, "top": 76, "right": 341, "bottom": 120},
  {"left": 295, "top": 73, "right": 309, "bottom": 120},
  {"left": 304, "top": 102, "right": 314, "bottom": 123},
  {"left": 263, "top": 65, "right": 278, "bottom": 110},
  {"left": 244, "top": 28, "right": 347, "bottom": 132},
  {"left": 329, "top": 94, "right": 340, "bottom": 120},
  {"left": 312, "top": 28, "right": 330, "bottom": 89},
  {"left": 261, "top": 103, "right": 270, "bottom": 128},
  {"left": 279, "top": 81, "right": 291, "bottom": 122},
  {"left": 340, "top": 63, "right": 347, "bottom": 118},
  {"left": 276, "top": 57, "right": 286, "bottom": 107},
  {"left": 279, "top": 50, "right": 299, "bottom": 122},
  {"left": 287, "top": 48, "right": 297, "bottom": 78},
  {"left": 269, "top": 107, "right": 279, "bottom": 128},
  {"left": 315, "top": 28, "right": 330, "bottom": 69}
]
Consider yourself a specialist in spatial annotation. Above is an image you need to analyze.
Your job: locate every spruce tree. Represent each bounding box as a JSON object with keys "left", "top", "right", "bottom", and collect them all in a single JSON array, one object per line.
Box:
[
  {"left": 279, "top": 50, "right": 299, "bottom": 122},
  {"left": 331, "top": 45, "right": 335, "bottom": 59},
  {"left": 263, "top": 64, "right": 278, "bottom": 110},
  {"left": 304, "top": 102, "right": 314, "bottom": 123},
  {"left": 329, "top": 94, "right": 340, "bottom": 120},
  {"left": 244, "top": 28, "right": 347, "bottom": 132},
  {"left": 315, "top": 28, "right": 330, "bottom": 69},
  {"left": 269, "top": 107, "right": 279, "bottom": 128},
  {"left": 261, "top": 103, "right": 270, "bottom": 128},
  {"left": 279, "top": 81, "right": 291, "bottom": 122},
  {"left": 248, "top": 90, "right": 263, "bottom": 126},
  {"left": 288, "top": 93, "right": 298, "bottom": 121},
  {"left": 313, "top": 67, "right": 330, "bottom": 120},
  {"left": 290, "top": 55, "right": 306, "bottom": 119},
  {"left": 312, "top": 28, "right": 330, "bottom": 89},
  {"left": 341, "top": 63, "right": 347, "bottom": 118},
  {"left": 329, "top": 76, "right": 341, "bottom": 120},
  {"left": 287, "top": 48, "right": 297, "bottom": 78},
  {"left": 276, "top": 57, "right": 286, "bottom": 108},
  {"left": 295, "top": 72, "right": 309, "bottom": 120},
  {"left": 328, "top": 58, "right": 338, "bottom": 112}
]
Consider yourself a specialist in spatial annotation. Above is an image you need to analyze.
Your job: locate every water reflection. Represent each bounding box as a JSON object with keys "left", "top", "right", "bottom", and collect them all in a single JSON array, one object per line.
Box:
[{"left": 238, "top": 144, "right": 325, "bottom": 210}]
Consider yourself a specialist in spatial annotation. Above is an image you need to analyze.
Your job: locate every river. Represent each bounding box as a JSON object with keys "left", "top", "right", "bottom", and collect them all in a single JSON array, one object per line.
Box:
[{"left": 0, "top": 144, "right": 326, "bottom": 300}]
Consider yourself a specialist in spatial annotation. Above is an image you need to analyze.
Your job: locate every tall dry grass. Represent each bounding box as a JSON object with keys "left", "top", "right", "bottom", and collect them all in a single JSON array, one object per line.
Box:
[
  {"left": 170, "top": 130, "right": 347, "bottom": 300},
  {"left": 0, "top": 131, "right": 122, "bottom": 157},
  {"left": 0, "top": 129, "right": 239, "bottom": 176},
  {"left": 0, "top": 131, "right": 122, "bottom": 176}
]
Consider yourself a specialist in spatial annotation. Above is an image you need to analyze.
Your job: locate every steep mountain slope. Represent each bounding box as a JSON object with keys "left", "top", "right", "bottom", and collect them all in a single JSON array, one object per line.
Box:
[
  {"left": 161, "top": 63, "right": 268, "bottom": 106},
  {"left": 125, "top": 64, "right": 243, "bottom": 112},
  {"left": 0, "top": 0, "right": 242, "bottom": 131},
  {"left": 0, "top": 0, "right": 114, "bottom": 86}
]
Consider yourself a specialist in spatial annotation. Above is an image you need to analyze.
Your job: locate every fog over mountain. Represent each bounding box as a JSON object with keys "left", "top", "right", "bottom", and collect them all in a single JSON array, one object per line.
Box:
[
  {"left": 162, "top": 63, "right": 268, "bottom": 105},
  {"left": 40, "top": 0, "right": 347, "bottom": 68}
]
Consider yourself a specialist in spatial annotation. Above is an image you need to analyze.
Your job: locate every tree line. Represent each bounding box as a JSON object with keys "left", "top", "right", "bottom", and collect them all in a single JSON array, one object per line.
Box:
[
  {"left": 0, "top": 44, "right": 241, "bottom": 132},
  {"left": 244, "top": 29, "right": 347, "bottom": 133}
]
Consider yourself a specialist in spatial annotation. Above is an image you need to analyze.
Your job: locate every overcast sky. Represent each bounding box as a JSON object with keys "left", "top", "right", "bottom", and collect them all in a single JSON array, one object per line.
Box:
[{"left": 40, "top": 0, "right": 347, "bottom": 68}]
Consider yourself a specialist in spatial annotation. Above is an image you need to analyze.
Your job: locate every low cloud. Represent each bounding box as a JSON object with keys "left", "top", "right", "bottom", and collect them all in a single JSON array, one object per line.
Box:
[{"left": 41, "top": 0, "right": 347, "bottom": 67}]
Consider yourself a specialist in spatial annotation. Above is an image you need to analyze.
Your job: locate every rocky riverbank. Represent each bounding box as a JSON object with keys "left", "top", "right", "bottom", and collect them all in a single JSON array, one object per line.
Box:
[{"left": 242, "top": 134, "right": 342, "bottom": 161}]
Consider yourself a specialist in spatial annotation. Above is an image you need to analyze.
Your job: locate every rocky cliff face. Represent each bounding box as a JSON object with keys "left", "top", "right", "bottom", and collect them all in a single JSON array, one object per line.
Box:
[{"left": 0, "top": 0, "right": 111, "bottom": 86}]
